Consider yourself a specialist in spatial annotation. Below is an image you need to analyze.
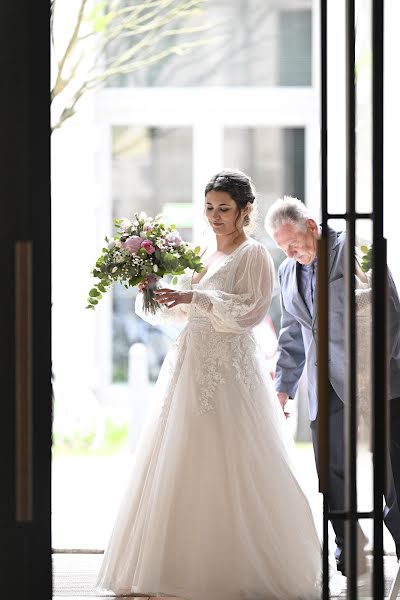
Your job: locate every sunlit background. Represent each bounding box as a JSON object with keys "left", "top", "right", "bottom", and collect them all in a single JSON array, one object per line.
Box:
[{"left": 50, "top": 0, "right": 400, "bottom": 555}]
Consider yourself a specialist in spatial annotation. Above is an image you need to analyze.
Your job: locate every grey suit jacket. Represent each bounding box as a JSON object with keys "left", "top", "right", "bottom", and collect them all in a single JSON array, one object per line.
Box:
[{"left": 274, "top": 226, "right": 400, "bottom": 421}]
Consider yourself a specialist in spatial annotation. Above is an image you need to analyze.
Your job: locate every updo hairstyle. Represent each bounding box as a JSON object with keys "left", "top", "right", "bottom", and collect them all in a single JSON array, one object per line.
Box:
[{"left": 204, "top": 168, "right": 256, "bottom": 228}]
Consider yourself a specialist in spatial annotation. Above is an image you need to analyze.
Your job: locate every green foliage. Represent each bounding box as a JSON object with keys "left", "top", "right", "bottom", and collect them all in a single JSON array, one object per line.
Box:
[
  {"left": 52, "top": 418, "right": 129, "bottom": 457},
  {"left": 86, "top": 212, "right": 203, "bottom": 311},
  {"left": 360, "top": 244, "right": 373, "bottom": 273}
]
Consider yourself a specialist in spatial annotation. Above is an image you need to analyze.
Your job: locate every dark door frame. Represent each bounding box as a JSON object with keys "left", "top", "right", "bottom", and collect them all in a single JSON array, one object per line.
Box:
[{"left": 0, "top": 2, "right": 52, "bottom": 598}]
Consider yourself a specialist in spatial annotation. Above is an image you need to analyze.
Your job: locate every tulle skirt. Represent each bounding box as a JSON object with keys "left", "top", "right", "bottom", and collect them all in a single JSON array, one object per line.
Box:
[{"left": 96, "top": 324, "right": 322, "bottom": 599}]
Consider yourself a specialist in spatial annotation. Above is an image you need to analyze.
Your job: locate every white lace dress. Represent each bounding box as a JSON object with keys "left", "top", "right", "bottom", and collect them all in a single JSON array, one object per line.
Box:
[{"left": 95, "top": 238, "right": 323, "bottom": 600}]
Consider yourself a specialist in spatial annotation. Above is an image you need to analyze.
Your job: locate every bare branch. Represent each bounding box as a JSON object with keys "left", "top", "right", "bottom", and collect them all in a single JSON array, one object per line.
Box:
[
  {"left": 51, "top": 0, "right": 90, "bottom": 98},
  {"left": 51, "top": 0, "right": 210, "bottom": 130},
  {"left": 88, "top": 37, "right": 212, "bottom": 83}
]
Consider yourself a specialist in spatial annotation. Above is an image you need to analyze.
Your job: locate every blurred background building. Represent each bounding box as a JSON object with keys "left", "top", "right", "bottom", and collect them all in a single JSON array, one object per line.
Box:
[
  {"left": 50, "top": 0, "right": 400, "bottom": 551},
  {"left": 51, "top": 0, "right": 319, "bottom": 455}
]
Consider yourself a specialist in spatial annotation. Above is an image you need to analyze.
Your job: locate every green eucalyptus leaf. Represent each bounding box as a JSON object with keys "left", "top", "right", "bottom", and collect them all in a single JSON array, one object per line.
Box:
[
  {"left": 128, "top": 275, "right": 142, "bottom": 286},
  {"left": 89, "top": 288, "right": 100, "bottom": 297}
]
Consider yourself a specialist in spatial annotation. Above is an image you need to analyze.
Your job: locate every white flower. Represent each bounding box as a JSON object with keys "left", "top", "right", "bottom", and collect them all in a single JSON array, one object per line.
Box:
[
  {"left": 108, "top": 237, "right": 116, "bottom": 249},
  {"left": 120, "top": 218, "right": 132, "bottom": 232},
  {"left": 153, "top": 264, "right": 159, "bottom": 272},
  {"left": 115, "top": 240, "right": 122, "bottom": 248},
  {"left": 139, "top": 231, "right": 147, "bottom": 238},
  {"left": 114, "top": 252, "right": 125, "bottom": 263},
  {"left": 112, "top": 266, "right": 118, "bottom": 273}
]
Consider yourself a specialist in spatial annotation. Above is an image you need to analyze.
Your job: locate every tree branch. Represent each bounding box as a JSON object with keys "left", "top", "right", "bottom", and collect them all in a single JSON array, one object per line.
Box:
[
  {"left": 51, "top": 0, "right": 209, "bottom": 130},
  {"left": 51, "top": 0, "right": 90, "bottom": 99}
]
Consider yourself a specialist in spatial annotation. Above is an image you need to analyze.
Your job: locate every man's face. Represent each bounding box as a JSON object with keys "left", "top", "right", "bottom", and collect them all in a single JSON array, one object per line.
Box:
[{"left": 273, "top": 219, "right": 319, "bottom": 265}]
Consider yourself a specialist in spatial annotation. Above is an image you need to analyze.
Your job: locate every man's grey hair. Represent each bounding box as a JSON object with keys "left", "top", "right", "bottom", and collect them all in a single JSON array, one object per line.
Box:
[{"left": 264, "top": 196, "right": 316, "bottom": 235}]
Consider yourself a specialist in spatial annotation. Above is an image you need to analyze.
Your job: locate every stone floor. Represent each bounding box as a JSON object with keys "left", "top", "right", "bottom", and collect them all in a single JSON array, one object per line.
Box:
[{"left": 53, "top": 552, "right": 400, "bottom": 599}]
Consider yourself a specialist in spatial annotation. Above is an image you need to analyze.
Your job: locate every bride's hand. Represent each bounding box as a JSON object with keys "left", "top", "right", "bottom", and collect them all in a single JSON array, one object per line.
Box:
[
  {"left": 277, "top": 392, "right": 290, "bottom": 419},
  {"left": 154, "top": 288, "right": 193, "bottom": 308},
  {"left": 138, "top": 275, "right": 158, "bottom": 292},
  {"left": 138, "top": 280, "right": 148, "bottom": 292}
]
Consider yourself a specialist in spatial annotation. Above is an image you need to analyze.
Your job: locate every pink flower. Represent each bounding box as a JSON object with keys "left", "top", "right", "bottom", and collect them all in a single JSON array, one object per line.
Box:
[
  {"left": 143, "top": 224, "right": 153, "bottom": 232},
  {"left": 122, "top": 235, "right": 142, "bottom": 254},
  {"left": 141, "top": 240, "right": 156, "bottom": 254},
  {"left": 166, "top": 234, "right": 182, "bottom": 247}
]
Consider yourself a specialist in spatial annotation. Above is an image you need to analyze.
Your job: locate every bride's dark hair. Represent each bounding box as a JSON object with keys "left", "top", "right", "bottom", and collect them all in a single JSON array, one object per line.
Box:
[{"left": 204, "top": 168, "right": 256, "bottom": 228}]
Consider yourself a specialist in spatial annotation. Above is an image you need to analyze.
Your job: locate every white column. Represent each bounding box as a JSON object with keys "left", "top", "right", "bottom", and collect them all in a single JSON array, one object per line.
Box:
[
  {"left": 192, "top": 122, "right": 224, "bottom": 245},
  {"left": 384, "top": 0, "right": 400, "bottom": 284},
  {"left": 92, "top": 121, "right": 113, "bottom": 398},
  {"left": 305, "top": 121, "right": 321, "bottom": 220},
  {"left": 51, "top": 92, "right": 100, "bottom": 430},
  {"left": 327, "top": 0, "right": 347, "bottom": 222}
]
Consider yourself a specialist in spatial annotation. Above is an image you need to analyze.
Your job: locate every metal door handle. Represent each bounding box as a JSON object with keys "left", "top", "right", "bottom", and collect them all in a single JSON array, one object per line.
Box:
[{"left": 15, "top": 241, "right": 33, "bottom": 522}]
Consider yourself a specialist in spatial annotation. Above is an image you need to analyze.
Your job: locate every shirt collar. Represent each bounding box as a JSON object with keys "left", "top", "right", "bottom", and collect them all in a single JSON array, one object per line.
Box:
[{"left": 299, "top": 257, "right": 318, "bottom": 271}]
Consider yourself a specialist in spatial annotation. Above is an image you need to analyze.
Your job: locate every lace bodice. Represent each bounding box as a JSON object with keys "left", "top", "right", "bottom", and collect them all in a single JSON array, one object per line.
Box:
[{"left": 135, "top": 239, "right": 275, "bottom": 415}]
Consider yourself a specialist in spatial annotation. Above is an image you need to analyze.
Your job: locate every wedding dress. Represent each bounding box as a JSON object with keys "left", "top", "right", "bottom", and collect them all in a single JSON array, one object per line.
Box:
[{"left": 96, "top": 238, "right": 323, "bottom": 600}]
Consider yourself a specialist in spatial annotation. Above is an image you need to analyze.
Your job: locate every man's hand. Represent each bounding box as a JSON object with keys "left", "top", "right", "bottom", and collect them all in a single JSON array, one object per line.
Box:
[
  {"left": 277, "top": 392, "right": 289, "bottom": 409},
  {"left": 154, "top": 288, "right": 193, "bottom": 309},
  {"left": 277, "top": 392, "right": 290, "bottom": 419}
]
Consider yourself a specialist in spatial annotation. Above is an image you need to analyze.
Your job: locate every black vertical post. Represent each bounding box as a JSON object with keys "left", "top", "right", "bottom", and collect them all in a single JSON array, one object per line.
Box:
[
  {"left": 372, "top": 0, "right": 386, "bottom": 598},
  {"left": 345, "top": 1, "right": 358, "bottom": 599},
  {"left": 318, "top": 1, "right": 330, "bottom": 598}
]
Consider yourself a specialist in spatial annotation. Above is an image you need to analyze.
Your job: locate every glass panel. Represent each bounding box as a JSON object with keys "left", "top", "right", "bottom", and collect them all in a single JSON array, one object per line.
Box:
[
  {"left": 278, "top": 10, "right": 312, "bottom": 86},
  {"left": 355, "top": 0, "right": 372, "bottom": 215},
  {"left": 224, "top": 126, "right": 305, "bottom": 335},
  {"left": 355, "top": 219, "right": 373, "bottom": 520},
  {"left": 111, "top": 126, "right": 193, "bottom": 383},
  {"left": 108, "top": 1, "right": 312, "bottom": 87},
  {"left": 224, "top": 126, "right": 306, "bottom": 441}
]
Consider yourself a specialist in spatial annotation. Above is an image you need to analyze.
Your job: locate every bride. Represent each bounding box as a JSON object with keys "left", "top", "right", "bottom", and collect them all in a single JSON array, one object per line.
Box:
[{"left": 96, "top": 169, "right": 323, "bottom": 599}]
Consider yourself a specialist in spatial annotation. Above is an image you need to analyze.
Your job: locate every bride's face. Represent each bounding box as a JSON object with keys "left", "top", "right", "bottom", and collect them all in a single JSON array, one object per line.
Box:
[{"left": 205, "top": 190, "right": 247, "bottom": 235}]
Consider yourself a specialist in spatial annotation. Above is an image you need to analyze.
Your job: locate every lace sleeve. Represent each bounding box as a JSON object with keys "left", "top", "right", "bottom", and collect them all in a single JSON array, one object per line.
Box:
[
  {"left": 191, "top": 243, "right": 274, "bottom": 334},
  {"left": 134, "top": 273, "right": 192, "bottom": 326}
]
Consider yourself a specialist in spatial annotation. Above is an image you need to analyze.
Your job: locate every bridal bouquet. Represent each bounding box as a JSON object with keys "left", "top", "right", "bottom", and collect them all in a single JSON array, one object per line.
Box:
[{"left": 87, "top": 213, "right": 203, "bottom": 314}]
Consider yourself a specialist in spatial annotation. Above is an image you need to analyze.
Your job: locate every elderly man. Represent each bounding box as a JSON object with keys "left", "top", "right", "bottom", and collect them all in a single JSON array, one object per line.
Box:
[{"left": 264, "top": 196, "right": 400, "bottom": 576}]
